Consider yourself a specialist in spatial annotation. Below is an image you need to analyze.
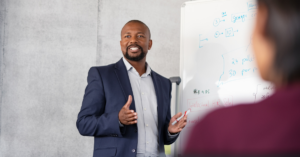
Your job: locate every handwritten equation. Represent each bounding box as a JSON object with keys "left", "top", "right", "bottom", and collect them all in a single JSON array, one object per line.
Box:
[
  {"left": 218, "top": 46, "right": 257, "bottom": 86},
  {"left": 253, "top": 84, "right": 274, "bottom": 102},
  {"left": 187, "top": 96, "right": 233, "bottom": 112},
  {"left": 247, "top": 1, "right": 257, "bottom": 11},
  {"left": 193, "top": 89, "right": 210, "bottom": 95},
  {"left": 198, "top": 1, "right": 257, "bottom": 46},
  {"left": 231, "top": 13, "right": 247, "bottom": 23}
]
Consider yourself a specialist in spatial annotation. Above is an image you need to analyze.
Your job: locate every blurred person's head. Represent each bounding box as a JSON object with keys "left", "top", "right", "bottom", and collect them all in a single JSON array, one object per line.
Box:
[{"left": 252, "top": 0, "right": 300, "bottom": 87}]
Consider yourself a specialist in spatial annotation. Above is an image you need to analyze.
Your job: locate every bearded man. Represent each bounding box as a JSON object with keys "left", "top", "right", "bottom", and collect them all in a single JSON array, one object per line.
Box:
[{"left": 76, "top": 20, "right": 187, "bottom": 157}]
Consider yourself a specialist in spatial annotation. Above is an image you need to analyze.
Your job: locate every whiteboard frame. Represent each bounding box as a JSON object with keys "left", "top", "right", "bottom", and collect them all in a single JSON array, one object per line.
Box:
[{"left": 178, "top": 0, "right": 263, "bottom": 155}]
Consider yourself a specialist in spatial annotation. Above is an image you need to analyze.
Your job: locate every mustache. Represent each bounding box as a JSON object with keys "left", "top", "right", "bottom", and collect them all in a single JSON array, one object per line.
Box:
[{"left": 127, "top": 44, "right": 142, "bottom": 50}]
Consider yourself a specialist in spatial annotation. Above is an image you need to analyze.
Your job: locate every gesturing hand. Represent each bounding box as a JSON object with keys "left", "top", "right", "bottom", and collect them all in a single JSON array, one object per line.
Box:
[
  {"left": 168, "top": 112, "right": 187, "bottom": 134},
  {"left": 118, "top": 95, "right": 138, "bottom": 125}
]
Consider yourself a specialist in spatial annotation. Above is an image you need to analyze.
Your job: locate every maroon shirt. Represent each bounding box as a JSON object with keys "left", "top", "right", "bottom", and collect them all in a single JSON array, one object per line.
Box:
[{"left": 184, "top": 83, "right": 300, "bottom": 156}]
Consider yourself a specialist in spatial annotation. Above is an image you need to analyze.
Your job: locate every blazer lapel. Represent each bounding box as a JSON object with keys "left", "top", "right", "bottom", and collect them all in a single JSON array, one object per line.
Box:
[
  {"left": 114, "top": 58, "right": 136, "bottom": 111},
  {"left": 151, "top": 71, "right": 164, "bottom": 133}
]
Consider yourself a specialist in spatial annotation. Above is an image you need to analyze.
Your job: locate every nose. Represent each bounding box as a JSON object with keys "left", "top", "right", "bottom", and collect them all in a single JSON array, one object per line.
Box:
[{"left": 130, "top": 36, "right": 138, "bottom": 44}]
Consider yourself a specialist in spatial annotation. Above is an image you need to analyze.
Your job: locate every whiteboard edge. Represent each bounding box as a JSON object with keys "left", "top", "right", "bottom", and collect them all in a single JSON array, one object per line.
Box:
[
  {"left": 184, "top": 0, "right": 216, "bottom": 5},
  {"left": 178, "top": 4, "right": 186, "bottom": 155}
]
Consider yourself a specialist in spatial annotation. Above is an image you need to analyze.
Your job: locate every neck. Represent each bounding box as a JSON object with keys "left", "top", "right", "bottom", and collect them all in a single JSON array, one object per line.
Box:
[
  {"left": 269, "top": 70, "right": 284, "bottom": 90},
  {"left": 125, "top": 57, "right": 147, "bottom": 76}
]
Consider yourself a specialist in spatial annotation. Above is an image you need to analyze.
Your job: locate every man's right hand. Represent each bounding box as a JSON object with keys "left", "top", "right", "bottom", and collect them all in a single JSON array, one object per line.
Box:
[{"left": 118, "top": 95, "right": 138, "bottom": 125}]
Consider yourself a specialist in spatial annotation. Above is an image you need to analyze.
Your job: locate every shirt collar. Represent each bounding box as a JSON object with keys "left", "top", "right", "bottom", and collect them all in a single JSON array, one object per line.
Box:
[{"left": 122, "top": 57, "right": 152, "bottom": 76}]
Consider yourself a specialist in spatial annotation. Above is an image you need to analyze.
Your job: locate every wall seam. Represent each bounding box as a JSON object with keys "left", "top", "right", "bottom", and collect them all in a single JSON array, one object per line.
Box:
[
  {"left": 96, "top": 0, "right": 100, "bottom": 65},
  {"left": 0, "top": 0, "right": 7, "bottom": 138}
]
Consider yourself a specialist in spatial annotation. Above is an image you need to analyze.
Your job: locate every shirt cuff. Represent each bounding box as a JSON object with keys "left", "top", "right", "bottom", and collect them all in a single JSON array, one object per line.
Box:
[
  {"left": 119, "top": 121, "right": 124, "bottom": 127},
  {"left": 168, "top": 131, "right": 179, "bottom": 138}
]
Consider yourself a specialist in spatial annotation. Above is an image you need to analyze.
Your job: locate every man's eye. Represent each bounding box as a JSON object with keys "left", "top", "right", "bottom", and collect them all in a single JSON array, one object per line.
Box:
[
  {"left": 125, "top": 35, "right": 130, "bottom": 38},
  {"left": 138, "top": 35, "right": 144, "bottom": 38}
]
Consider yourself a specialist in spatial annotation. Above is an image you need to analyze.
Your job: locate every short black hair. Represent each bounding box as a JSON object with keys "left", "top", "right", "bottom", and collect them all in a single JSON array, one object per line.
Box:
[
  {"left": 258, "top": 0, "right": 300, "bottom": 83},
  {"left": 122, "top": 20, "right": 151, "bottom": 39}
]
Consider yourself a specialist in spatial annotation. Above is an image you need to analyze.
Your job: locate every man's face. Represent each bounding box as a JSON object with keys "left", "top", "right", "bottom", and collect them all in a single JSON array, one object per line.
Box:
[{"left": 120, "top": 22, "right": 152, "bottom": 62}]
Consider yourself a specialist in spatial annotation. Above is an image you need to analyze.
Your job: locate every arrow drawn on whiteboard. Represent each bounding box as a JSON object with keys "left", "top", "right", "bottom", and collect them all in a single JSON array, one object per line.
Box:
[
  {"left": 199, "top": 34, "right": 208, "bottom": 48},
  {"left": 213, "top": 18, "right": 225, "bottom": 27}
]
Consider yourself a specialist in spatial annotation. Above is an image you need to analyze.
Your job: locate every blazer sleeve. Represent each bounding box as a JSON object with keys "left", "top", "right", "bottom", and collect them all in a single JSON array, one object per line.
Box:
[
  {"left": 163, "top": 80, "right": 179, "bottom": 145},
  {"left": 76, "top": 67, "right": 125, "bottom": 137}
]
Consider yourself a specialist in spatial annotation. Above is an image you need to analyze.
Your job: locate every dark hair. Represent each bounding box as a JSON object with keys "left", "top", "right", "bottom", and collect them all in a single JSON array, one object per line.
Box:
[
  {"left": 122, "top": 20, "right": 151, "bottom": 39},
  {"left": 258, "top": 0, "right": 300, "bottom": 83}
]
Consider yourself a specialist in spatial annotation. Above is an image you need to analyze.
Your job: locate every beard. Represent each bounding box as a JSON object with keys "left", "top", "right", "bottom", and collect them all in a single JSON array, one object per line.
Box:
[{"left": 124, "top": 45, "right": 146, "bottom": 62}]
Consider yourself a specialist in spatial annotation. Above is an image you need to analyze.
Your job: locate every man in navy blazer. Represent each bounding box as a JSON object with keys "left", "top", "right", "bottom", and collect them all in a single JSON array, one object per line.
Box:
[{"left": 76, "top": 20, "right": 187, "bottom": 157}]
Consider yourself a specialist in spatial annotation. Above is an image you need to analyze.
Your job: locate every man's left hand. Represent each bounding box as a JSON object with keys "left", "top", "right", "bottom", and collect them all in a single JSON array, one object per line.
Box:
[{"left": 168, "top": 112, "right": 187, "bottom": 134}]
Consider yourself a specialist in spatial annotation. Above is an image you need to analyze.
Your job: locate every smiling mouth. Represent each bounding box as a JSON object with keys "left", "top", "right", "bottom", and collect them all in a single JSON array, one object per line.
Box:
[
  {"left": 127, "top": 45, "right": 141, "bottom": 53},
  {"left": 130, "top": 47, "right": 139, "bottom": 51}
]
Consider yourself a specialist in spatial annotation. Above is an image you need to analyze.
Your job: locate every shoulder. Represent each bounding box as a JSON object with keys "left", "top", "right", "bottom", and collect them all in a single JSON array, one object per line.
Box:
[
  {"left": 88, "top": 58, "right": 125, "bottom": 75},
  {"left": 151, "top": 70, "right": 171, "bottom": 84},
  {"left": 87, "top": 62, "right": 117, "bottom": 76},
  {"left": 85, "top": 63, "right": 118, "bottom": 83},
  {"left": 184, "top": 104, "right": 256, "bottom": 153},
  {"left": 89, "top": 63, "right": 115, "bottom": 72}
]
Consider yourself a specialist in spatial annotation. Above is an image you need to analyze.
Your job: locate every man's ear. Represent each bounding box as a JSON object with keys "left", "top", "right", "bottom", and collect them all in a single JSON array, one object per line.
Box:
[{"left": 148, "top": 39, "right": 153, "bottom": 50}]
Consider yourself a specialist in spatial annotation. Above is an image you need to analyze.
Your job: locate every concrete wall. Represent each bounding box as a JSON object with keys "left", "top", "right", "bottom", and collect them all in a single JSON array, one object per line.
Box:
[
  {"left": 0, "top": 0, "right": 98, "bottom": 156},
  {"left": 0, "top": 0, "right": 5, "bottom": 138},
  {"left": 0, "top": 0, "right": 187, "bottom": 156}
]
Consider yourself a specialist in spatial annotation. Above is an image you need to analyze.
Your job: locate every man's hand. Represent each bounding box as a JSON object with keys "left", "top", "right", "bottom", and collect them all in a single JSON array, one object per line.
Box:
[
  {"left": 119, "top": 95, "right": 138, "bottom": 125},
  {"left": 168, "top": 112, "right": 187, "bottom": 134}
]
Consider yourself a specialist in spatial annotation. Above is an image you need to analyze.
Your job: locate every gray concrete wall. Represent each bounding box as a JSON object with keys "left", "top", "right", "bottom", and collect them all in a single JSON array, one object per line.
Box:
[
  {"left": 0, "top": 0, "right": 98, "bottom": 156},
  {"left": 0, "top": 0, "right": 5, "bottom": 138},
  {"left": 0, "top": 0, "right": 187, "bottom": 156},
  {"left": 97, "top": 0, "right": 187, "bottom": 78}
]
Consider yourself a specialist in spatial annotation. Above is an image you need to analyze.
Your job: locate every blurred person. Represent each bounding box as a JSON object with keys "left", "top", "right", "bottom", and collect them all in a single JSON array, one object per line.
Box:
[{"left": 184, "top": 0, "right": 300, "bottom": 156}]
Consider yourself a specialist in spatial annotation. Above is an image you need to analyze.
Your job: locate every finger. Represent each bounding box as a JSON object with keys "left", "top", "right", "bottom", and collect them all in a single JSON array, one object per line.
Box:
[
  {"left": 126, "top": 110, "right": 135, "bottom": 114},
  {"left": 180, "top": 115, "right": 188, "bottom": 122},
  {"left": 126, "top": 112, "right": 137, "bottom": 118},
  {"left": 128, "top": 120, "right": 137, "bottom": 125},
  {"left": 127, "top": 116, "right": 138, "bottom": 121},
  {"left": 184, "top": 115, "right": 188, "bottom": 119},
  {"left": 180, "top": 122, "right": 187, "bottom": 129},
  {"left": 177, "top": 120, "right": 184, "bottom": 126},
  {"left": 184, "top": 116, "right": 188, "bottom": 122},
  {"left": 179, "top": 116, "right": 186, "bottom": 123},
  {"left": 178, "top": 119, "right": 186, "bottom": 127},
  {"left": 126, "top": 113, "right": 137, "bottom": 119},
  {"left": 124, "top": 95, "right": 132, "bottom": 109},
  {"left": 172, "top": 112, "right": 182, "bottom": 120}
]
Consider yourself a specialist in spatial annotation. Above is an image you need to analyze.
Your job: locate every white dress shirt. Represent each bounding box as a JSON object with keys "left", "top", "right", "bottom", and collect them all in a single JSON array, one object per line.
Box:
[{"left": 121, "top": 57, "right": 177, "bottom": 157}]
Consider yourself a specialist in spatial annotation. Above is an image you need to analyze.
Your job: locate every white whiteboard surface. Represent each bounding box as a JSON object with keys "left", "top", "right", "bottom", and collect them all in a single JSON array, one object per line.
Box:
[{"left": 178, "top": 0, "right": 273, "bottom": 153}]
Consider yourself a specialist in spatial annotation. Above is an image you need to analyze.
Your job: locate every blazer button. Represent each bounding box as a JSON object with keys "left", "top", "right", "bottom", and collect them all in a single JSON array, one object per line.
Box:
[{"left": 132, "top": 149, "right": 135, "bottom": 153}]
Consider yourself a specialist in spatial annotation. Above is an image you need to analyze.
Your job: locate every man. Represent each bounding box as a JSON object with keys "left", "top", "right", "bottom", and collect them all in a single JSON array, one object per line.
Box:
[{"left": 76, "top": 20, "right": 187, "bottom": 157}]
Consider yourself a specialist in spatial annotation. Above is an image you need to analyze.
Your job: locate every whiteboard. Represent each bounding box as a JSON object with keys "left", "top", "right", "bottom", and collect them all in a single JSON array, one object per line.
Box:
[{"left": 178, "top": 0, "right": 274, "bottom": 153}]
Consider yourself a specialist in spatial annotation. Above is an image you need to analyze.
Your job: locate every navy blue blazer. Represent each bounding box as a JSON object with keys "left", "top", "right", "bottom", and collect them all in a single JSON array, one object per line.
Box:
[{"left": 76, "top": 58, "right": 178, "bottom": 157}]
